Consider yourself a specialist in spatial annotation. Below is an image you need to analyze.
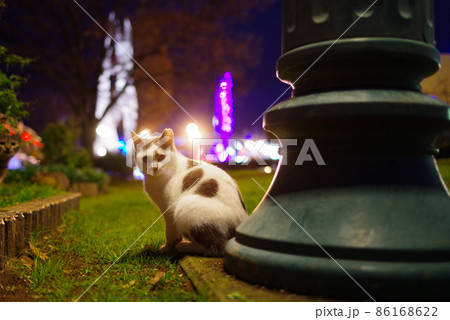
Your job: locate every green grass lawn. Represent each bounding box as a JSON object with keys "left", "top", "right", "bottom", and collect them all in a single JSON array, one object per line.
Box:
[
  {"left": 2, "top": 168, "right": 273, "bottom": 302},
  {"left": 2, "top": 162, "right": 449, "bottom": 302},
  {"left": 0, "top": 183, "right": 62, "bottom": 208}
]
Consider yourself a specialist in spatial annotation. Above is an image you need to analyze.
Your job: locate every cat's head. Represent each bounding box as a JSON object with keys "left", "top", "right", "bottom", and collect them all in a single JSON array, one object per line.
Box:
[
  {"left": 131, "top": 128, "right": 175, "bottom": 176},
  {"left": 0, "top": 122, "right": 22, "bottom": 160}
]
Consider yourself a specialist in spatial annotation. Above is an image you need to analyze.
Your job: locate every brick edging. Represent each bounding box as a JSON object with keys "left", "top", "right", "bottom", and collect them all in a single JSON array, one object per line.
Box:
[{"left": 0, "top": 193, "right": 81, "bottom": 258}]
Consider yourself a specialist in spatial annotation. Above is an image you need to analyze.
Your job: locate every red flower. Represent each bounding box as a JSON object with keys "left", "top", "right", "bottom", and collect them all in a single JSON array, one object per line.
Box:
[{"left": 21, "top": 132, "right": 32, "bottom": 141}]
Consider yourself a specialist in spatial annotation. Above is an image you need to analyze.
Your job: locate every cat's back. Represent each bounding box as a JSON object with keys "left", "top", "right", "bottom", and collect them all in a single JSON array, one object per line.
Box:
[
  {"left": 182, "top": 159, "right": 235, "bottom": 188},
  {"left": 171, "top": 159, "right": 245, "bottom": 212}
]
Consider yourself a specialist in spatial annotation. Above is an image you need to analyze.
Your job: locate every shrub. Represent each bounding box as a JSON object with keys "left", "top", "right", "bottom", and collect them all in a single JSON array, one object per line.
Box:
[
  {"left": 6, "top": 164, "right": 110, "bottom": 189},
  {"left": 4, "top": 165, "right": 37, "bottom": 183},
  {"left": 93, "top": 153, "right": 132, "bottom": 178},
  {"left": 40, "top": 121, "right": 91, "bottom": 168}
]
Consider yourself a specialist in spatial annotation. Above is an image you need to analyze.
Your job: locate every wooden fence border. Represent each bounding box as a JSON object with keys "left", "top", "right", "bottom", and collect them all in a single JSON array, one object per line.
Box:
[{"left": 0, "top": 193, "right": 81, "bottom": 259}]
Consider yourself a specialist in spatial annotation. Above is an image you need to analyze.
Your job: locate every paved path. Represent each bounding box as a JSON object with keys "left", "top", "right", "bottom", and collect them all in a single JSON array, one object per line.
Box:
[{"left": 180, "top": 256, "right": 337, "bottom": 302}]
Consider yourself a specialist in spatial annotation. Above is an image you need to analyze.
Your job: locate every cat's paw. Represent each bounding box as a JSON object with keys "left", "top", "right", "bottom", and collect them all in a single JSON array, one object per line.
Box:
[
  {"left": 159, "top": 243, "right": 173, "bottom": 254},
  {"left": 175, "top": 241, "right": 204, "bottom": 255},
  {"left": 160, "top": 236, "right": 183, "bottom": 254}
]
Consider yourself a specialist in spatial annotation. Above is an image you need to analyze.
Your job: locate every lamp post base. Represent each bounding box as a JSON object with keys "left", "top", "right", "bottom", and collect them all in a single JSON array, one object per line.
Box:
[{"left": 224, "top": 89, "right": 450, "bottom": 301}]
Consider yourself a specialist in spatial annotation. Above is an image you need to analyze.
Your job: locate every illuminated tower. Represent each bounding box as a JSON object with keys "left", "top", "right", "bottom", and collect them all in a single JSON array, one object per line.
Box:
[{"left": 94, "top": 12, "right": 138, "bottom": 157}]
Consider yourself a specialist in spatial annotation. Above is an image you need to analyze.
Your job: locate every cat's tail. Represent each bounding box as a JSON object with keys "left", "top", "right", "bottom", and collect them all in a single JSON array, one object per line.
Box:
[{"left": 173, "top": 195, "right": 244, "bottom": 256}]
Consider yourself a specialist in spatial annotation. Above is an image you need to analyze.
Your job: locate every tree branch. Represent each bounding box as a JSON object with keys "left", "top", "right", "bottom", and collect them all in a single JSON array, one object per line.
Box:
[{"left": 96, "top": 78, "right": 131, "bottom": 122}]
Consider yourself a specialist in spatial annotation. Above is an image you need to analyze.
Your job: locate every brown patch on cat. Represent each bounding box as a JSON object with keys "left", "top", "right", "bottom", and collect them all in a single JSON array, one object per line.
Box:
[
  {"left": 189, "top": 223, "right": 226, "bottom": 256},
  {"left": 182, "top": 168, "right": 204, "bottom": 191},
  {"left": 195, "top": 179, "right": 219, "bottom": 198},
  {"left": 226, "top": 225, "right": 237, "bottom": 239},
  {"left": 186, "top": 159, "right": 199, "bottom": 169},
  {"left": 159, "top": 139, "right": 172, "bottom": 150},
  {"left": 155, "top": 152, "right": 166, "bottom": 162},
  {"left": 141, "top": 156, "right": 149, "bottom": 173},
  {"left": 159, "top": 129, "right": 174, "bottom": 149}
]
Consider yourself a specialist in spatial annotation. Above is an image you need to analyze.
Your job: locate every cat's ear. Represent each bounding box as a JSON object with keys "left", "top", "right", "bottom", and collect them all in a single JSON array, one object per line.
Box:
[
  {"left": 131, "top": 131, "right": 142, "bottom": 147},
  {"left": 160, "top": 128, "right": 174, "bottom": 148},
  {"left": 161, "top": 128, "right": 174, "bottom": 138}
]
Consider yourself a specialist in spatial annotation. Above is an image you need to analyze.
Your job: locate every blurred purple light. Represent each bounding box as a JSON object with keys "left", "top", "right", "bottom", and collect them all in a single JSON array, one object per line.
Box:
[{"left": 214, "top": 72, "right": 235, "bottom": 137}]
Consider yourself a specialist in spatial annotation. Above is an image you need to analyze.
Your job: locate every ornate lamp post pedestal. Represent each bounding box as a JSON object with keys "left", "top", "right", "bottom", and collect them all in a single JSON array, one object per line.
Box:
[{"left": 225, "top": 0, "right": 450, "bottom": 301}]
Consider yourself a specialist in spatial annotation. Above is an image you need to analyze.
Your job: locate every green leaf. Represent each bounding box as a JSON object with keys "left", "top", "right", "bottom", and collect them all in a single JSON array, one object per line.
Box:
[{"left": 0, "top": 46, "right": 30, "bottom": 123}]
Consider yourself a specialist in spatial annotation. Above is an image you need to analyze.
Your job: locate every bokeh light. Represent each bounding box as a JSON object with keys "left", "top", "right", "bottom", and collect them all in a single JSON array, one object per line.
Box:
[
  {"left": 186, "top": 123, "right": 202, "bottom": 140},
  {"left": 96, "top": 146, "right": 107, "bottom": 157}
]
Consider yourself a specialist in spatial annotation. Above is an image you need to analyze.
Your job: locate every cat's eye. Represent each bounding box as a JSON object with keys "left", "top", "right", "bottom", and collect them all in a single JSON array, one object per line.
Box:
[
  {"left": 10, "top": 142, "right": 17, "bottom": 146},
  {"left": 0, "top": 142, "right": 4, "bottom": 145}
]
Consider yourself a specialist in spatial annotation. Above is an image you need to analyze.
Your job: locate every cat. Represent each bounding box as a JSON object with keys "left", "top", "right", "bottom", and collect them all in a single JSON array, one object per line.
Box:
[
  {"left": 132, "top": 128, "right": 248, "bottom": 257},
  {"left": 0, "top": 123, "right": 23, "bottom": 184}
]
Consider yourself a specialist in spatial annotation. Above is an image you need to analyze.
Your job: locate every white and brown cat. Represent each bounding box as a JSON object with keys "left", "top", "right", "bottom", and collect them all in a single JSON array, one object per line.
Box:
[
  {"left": 132, "top": 128, "right": 248, "bottom": 257},
  {"left": 0, "top": 123, "right": 22, "bottom": 184}
]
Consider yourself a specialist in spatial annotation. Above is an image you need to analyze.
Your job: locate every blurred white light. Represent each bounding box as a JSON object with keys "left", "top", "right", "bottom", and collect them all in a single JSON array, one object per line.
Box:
[
  {"left": 133, "top": 167, "right": 145, "bottom": 180},
  {"left": 96, "top": 124, "right": 112, "bottom": 138},
  {"left": 94, "top": 13, "right": 138, "bottom": 158},
  {"left": 264, "top": 166, "right": 273, "bottom": 174},
  {"left": 235, "top": 155, "right": 249, "bottom": 164},
  {"left": 216, "top": 143, "right": 224, "bottom": 152},
  {"left": 236, "top": 141, "right": 243, "bottom": 150},
  {"left": 115, "top": 77, "right": 126, "bottom": 89},
  {"left": 186, "top": 123, "right": 201, "bottom": 140},
  {"left": 226, "top": 146, "right": 235, "bottom": 156},
  {"left": 260, "top": 143, "right": 280, "bottom": 161},
  {"left": 244, "top": 139, "right": 255, "bottom": 150},
  {"left": 96, "top": 147, "right": 107, "bottom": 157},
  {"left": 270, "top": 154, "right": 280, "bottom": 160},
  {"left": 218, "top": 151, "right": 228, "bottom": 163},
  {"left": 139, "top": 129, "right": 152, "bottom": 139}
]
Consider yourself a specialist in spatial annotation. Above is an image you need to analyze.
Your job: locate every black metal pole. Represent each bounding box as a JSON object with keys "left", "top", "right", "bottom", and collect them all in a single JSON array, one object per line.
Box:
[{"left": 225, "top": 0, "right": 450, "bottom": 301}]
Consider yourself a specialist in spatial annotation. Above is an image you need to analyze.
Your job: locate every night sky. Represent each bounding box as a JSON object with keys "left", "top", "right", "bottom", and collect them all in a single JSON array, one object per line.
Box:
[
  {"left": 234, "top": 1, "right": 286, "bottom": 136},
  {"left": 230, "top": 0, "right": 450, "bottom": 138}
]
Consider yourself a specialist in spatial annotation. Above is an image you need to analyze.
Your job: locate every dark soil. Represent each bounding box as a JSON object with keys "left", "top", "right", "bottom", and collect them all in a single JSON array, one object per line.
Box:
[{"left": 0, "top": 263, "right": 37, "bottom": 301}]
